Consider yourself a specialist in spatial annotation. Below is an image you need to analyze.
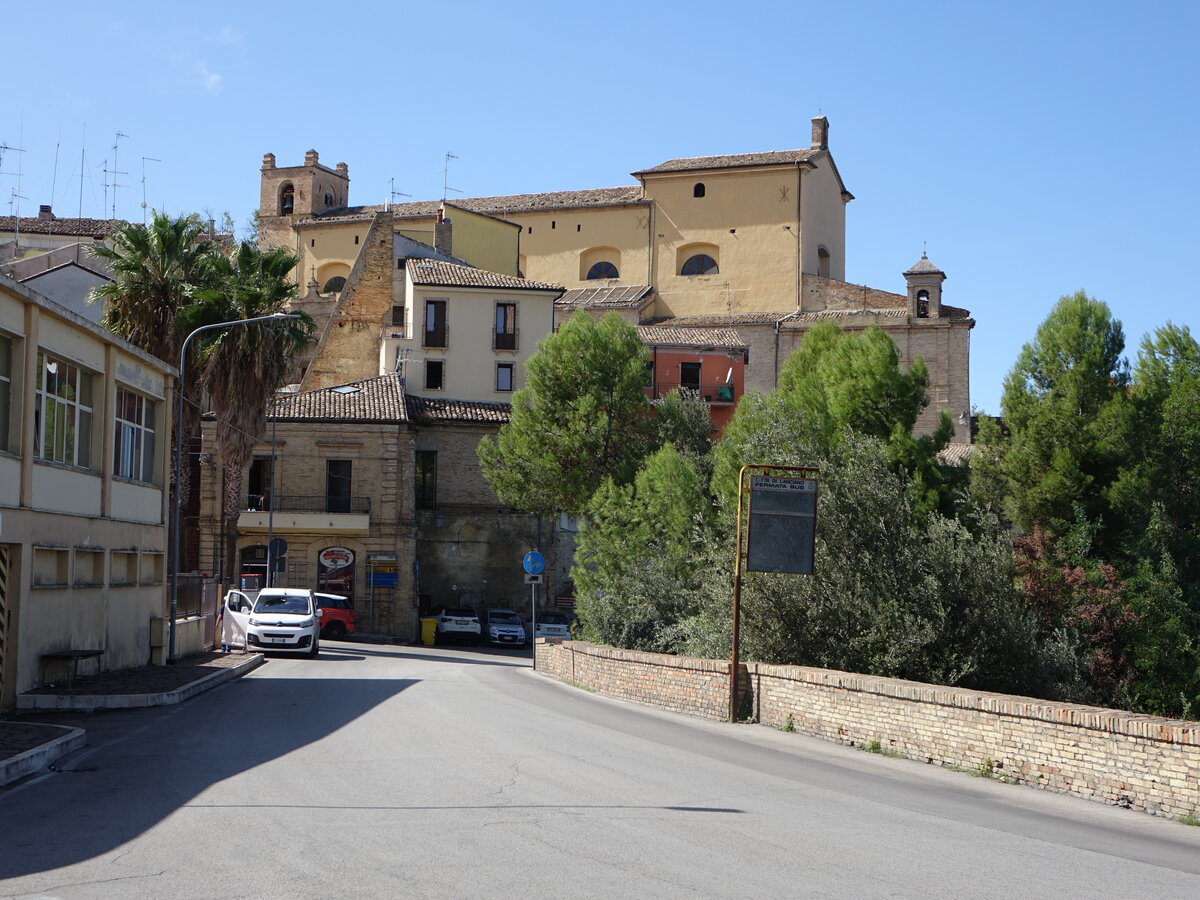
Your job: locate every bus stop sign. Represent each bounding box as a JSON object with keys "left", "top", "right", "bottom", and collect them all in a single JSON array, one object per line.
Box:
[{"left": 746, "top": 476, "right": 817, "bottom": 574}]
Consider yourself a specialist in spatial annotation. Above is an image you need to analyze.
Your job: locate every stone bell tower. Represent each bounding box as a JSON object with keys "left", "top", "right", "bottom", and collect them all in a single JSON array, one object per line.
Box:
[
  {"left": 904, "top": 252, "right": 946, "bottom": 319},
  {"left": 257, "top": 150, "right": 350, "bottom": 250}
]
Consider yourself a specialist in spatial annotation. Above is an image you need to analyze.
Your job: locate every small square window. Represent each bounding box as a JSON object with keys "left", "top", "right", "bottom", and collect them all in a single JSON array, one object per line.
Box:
[
  {"left": 496, "top": 363, "right": 514, "bottom": 392},
  {"left": 425, "top": 360, "right": 444, "bottom": 390}
]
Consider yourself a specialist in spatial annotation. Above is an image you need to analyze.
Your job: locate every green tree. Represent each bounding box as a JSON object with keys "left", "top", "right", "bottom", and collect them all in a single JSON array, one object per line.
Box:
[
  {"left": 478, "top": 311, "right": 657, "bottom": 517},
  {"left": 987, "top": 290, "right": 1131, "bottom": 543},
  {"left": 198, "top": 242, "right": 314, "bottom": 573}
]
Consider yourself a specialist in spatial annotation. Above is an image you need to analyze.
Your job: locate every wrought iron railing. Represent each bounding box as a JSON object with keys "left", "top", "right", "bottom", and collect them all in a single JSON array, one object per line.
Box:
[
  {"left": 243, "top": 494, "right": 371, "bottom": 514},
  {"left": 648, "top": 381, "right": 737, "bottom": 402}
]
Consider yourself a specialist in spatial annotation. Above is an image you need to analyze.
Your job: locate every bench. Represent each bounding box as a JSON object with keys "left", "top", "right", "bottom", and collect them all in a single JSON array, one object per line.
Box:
[{"left": 40, "top": 649, "right": 104, "bottom": 690}]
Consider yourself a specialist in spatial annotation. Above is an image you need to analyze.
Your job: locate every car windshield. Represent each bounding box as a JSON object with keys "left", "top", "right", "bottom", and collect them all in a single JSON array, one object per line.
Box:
[
  {"left": 490, "top": 612, "right": 522, "bottom": 624},
  {"left": 443, "top": 608, "right": 475, "bottom": 618},
  {"left": 540, "top": 614, "right": 569, "bottom": 625},
  {"left": 253, "top": 593, "right": 313, "bottom": 615}
]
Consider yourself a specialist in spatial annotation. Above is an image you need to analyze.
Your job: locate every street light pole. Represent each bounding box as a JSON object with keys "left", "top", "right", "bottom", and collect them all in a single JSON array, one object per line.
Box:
[{"left": 168, "top": 312, "right": 299, "bottom": 663}]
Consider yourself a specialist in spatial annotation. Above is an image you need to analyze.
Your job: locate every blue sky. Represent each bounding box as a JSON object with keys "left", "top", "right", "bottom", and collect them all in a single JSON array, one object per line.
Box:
[{"left": 4, "top": 1, "right": 1196, "bottom": 414}]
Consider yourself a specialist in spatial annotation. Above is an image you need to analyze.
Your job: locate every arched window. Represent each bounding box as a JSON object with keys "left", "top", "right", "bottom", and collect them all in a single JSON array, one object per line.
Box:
[
  {"left": 322, "top": 276, "right": 347, "bottom": 294},
  {"left": 693, "top": 183, "right": 706, "bottom": 198},
  {"left": 818, "top": 247, "right": 831, "bottom": 278},
  {"left": 324, "top": 192, "right": 334, "bottom": 209},
  {"left": 917, "top": 289, "right": 929, "bottom": 318},
  {"left": 279, "top": 183, "right": 294, "bottom": 215},
  {"left": 681, "top": 254, "right": 719, "bottom": 276},
  {"left": 586, "top": 261, "right": 619, "bottom": 280}
]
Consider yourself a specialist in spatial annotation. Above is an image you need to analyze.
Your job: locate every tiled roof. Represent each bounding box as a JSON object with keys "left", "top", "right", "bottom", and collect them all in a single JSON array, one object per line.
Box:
[
  {"left": 645, "top": 312, "right": 792, "bottom": 327},
  {"left": 407, "top": 259, "right": 562, "bottom": 292},
  {"left": 637, "top": 325, "right": 747, "bottom": 349},
  {"left": 784, "top": 308, "right": 909, "bottom": 323},
  {"left": 556, "top": 284, "right": 653, "bottom": 310},
  {"left": 904, "top": 253, "right": 945, "bottom": 276},
  {"left": 406, "top": 395, "right": 511, "bottom": 424},
  {"left": 937, "top": 443, "right": 975, "bottom": 467},
  {"left": 270, "top": 373, "right": 408, "bottom": 422},
  {"left": 634, "top": 148, "right": 821, "bottom": 176},
  {"left": 456, "top": 187, "right": 645, "bottom": 215},
  {"left": 0, "top": 214, "right": 120, "bottom": 238}
]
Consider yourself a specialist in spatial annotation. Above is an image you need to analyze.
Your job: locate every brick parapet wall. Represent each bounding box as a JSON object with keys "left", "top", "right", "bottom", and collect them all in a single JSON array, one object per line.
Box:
[{"left": 536, "top": 641, "right": 1200, "bottom": 819}]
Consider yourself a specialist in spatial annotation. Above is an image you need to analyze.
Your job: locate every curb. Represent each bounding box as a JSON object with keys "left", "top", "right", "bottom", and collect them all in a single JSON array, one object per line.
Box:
[
  {"left": 15, "top": 654, "right": 266, "bottom": 712},
  {"left": 0, "top": 725, "right": 86, "bottom": 788}
]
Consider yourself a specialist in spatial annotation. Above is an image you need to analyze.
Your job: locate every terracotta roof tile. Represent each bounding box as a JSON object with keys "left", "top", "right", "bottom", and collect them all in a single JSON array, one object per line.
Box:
[
  {"left": 556, "top": 284, "right": 653, "bottom": 310},
  {"left": 634, "top": 148, "right": 821, "bottom": 176},
  {"left": 270, "top": 373, "right": 408, "bottom": 422},
  {"left": 407, "top": 259, "right": 562, "bottom": 292},
  {"left": 0, "top": 214, "right": 120, "bottom": 238},
  {"left": 937, "top": 443, "right": 975, "bottom": 467},
  {"left": 406, "top": 395, "right": 511, "bottom": 424},
  {"left": 645, "top": 312, "right": 792, "bottom": 327},
  {"left": 456, "top": 187, "right": 645, "bottom": 215},
  {"left": 636, "top": 325, "right": 747, "bottom": 349}
]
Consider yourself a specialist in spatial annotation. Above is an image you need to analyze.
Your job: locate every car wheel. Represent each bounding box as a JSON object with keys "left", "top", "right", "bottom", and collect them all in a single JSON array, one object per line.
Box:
[
  {"left": 325, "top": 621, "right": 346, "bottom": 640},
  {"left": 308, "top": 638, "right": 320, "bottom": 658}
]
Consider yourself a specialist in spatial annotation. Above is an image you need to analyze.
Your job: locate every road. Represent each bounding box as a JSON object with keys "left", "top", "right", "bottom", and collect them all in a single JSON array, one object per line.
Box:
[{"left": 1, "top": 640, "right": 1199, "bottom": 898}]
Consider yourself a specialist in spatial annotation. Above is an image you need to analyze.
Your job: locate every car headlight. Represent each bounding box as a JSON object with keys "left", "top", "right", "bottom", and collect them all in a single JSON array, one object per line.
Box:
[{"left": 298, "top": 618, "right": 315, "bottom": 628}]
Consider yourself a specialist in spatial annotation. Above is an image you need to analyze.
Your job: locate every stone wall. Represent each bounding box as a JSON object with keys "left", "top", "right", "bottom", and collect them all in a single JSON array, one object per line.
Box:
[{"left": 536, "top": 640, "right": 1200, "bottom": 819}]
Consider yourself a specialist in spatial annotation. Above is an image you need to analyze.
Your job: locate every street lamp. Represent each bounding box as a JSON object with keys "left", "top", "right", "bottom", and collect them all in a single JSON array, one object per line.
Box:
[{"left": 168, "top": 312, "right": 299, "bottom": 663}]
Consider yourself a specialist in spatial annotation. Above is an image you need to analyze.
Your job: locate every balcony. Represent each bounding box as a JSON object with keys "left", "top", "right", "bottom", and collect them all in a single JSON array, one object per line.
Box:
[
  {"left": 647, "top": 380, "right": 737, "bottom": 403},
  {"left": 238, "top": 494, "right": 371, "bottom": 535}
]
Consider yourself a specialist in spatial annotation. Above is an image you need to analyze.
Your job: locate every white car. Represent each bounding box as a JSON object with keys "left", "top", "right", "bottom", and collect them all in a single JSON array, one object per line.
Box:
[
  {"left": 223, "top": 587, "right": 323, "bottom": 656},
  {"left": 535, "top": 611, "right": 572, "bottom": 640},
  {"left": 482, "top": 609, "right": 526, "bottom": 647}
]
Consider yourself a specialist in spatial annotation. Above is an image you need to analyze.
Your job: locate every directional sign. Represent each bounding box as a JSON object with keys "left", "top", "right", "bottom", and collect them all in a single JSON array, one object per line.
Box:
[{"left": 523, "top": 551, "right": 545, "bottom": 575}]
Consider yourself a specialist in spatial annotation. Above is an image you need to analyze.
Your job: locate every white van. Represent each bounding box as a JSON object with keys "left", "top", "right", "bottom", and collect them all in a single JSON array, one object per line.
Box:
[{"left": 223, "top": 587, "right": 323, "bottom": 656}]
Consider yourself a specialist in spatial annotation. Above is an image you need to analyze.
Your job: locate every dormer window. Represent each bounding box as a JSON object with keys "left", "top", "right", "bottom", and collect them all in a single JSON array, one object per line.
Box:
[
  {"left": 280, "top": 183, "right": 294, "bottom": 215},
  {"left": 693, "top": 183, "right": 706, "bottom": 198}
]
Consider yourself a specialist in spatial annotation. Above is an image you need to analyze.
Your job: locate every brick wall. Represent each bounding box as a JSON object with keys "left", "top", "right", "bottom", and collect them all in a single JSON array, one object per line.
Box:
[{"left": 536, "top": 641, "right": 1200, "bottom": 819}]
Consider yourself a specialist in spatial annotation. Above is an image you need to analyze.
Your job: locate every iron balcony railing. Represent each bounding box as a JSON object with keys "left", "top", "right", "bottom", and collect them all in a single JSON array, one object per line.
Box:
[
  {"left": 243, "top": 494, "right": 371, "bottom": 514},
  {"left": 647, "top": 380, "right": 737, "bottom": 402}
]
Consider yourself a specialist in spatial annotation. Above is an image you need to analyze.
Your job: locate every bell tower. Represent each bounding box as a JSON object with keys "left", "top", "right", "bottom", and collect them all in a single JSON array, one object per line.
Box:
[
  {"left": 904, "top": 253, "right": 946, "bottom": 319},
  {"left": 258, "top": 150, "right": 350, "bottom": 249}
]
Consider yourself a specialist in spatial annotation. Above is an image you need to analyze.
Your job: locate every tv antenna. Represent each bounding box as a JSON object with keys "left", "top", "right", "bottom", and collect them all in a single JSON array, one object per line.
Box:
[
  {"left": 386, "top": 177, "right": 410, "bottom": 211},
  {"left": 107, "top": 131, "right": 129, "bottom": 219},
  {"left": 0, "top": 142, "right": 24, "bottom": 176},
  {"left": 441, "top": 152, "right": 461, "bottom": 201},
  {"left": 141, "top": 156, "right": 161, "bottom": 223}
]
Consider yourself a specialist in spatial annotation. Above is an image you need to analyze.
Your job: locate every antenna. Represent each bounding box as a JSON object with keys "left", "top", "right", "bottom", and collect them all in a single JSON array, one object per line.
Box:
[
  {"left": 386, "top": 177, "right": 410, "bottom": 211},
  {"left": 78, "top": 124, "right": 87, "bottom": 218},
  {"left": 108, "top": 131, "right": 129, "bottom": 219},
  {"left": 0, "top": 142, "right": 24, "bottom": 176},
  {"left": 441, "top": 152, "right": 462, "bottom": 201},
  {"left": 141, "top": 156, "right": 161, "bottom": 224}
]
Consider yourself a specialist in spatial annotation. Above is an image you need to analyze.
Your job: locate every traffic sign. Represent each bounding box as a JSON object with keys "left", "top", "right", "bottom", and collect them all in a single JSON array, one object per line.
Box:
[
  {"left": 524, "top": 573, "right": 543, "bottom": 584},
  {"left": 523, "top": 551, "right": 545, "bottom": 575}
]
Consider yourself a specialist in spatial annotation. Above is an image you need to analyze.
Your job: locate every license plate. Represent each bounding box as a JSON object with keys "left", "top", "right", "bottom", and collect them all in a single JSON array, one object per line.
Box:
[
  {"left": 454, "top": 620, "right": 468, "bottom": 625},
  {"left": 266, "top": 636, "right": 291, "bottom": 644}
]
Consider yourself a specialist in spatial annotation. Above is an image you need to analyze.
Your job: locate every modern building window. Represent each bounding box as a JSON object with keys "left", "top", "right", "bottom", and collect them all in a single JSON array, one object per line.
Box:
[
  {"left": 586, "top": 261, "right": 619, "bottom": 280},
  {"left": 322, "top": 276, "right": 347, "bottom": 294},
  {"left": 681, "top": 254, "right": 719, "bottom": 276},
  {"left": 424, "top": 299, "right": 447, "bottom": 348},
  {"left": 326, "top": 459, "right": 352, "bottom": 513},
  {"left": 680, "top": 362, "right": 702, "bottom": 392},
  {"left": 494, "top": 302, "right": 517, "bottom": 350},
  {"left": 34, "top": 353, "right": 93, "bottom": 468},
  {"left": 496, "top": 362, "right": 514, "bottom": 392},
  {"left": 818, "top": 247, "right": 831, "bottom": 278},
  {"left": 415, "top": 450, "right": 437, "bottom": 509},
  {"left": 425, "top": 360, "right": 445, "bottom": 390},
  {"left": 113, "top": 388, "right": 157, "bottom": 483},
  {"left": 693, "top": 183, "right": 706, "bottom": 198},
  {"left": 279, "top": 183, "right": 294, "bottom": 215},
  {"left": 0, "top": 334, "right": 11, "bottom": 451}
]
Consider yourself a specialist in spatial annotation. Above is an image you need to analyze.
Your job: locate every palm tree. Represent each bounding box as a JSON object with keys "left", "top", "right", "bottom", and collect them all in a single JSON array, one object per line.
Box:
[{"left": 198, "top": 242, "right": 314, "bottom": 577}]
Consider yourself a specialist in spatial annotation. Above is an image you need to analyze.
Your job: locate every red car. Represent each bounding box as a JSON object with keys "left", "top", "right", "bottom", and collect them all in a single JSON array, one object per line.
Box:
[{"left": 315, "top": 593, "right": 356, "bottom": 639}]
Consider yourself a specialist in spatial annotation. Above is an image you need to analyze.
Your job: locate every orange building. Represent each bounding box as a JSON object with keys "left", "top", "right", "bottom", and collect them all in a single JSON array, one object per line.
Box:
[{"left": 637, "top": 325, "right": 748, "bottom": 434}]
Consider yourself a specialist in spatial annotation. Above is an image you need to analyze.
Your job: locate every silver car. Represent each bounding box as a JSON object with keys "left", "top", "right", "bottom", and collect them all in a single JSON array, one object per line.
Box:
[{"left": 483, "top": 609, "right": 526, "bottom": 647}]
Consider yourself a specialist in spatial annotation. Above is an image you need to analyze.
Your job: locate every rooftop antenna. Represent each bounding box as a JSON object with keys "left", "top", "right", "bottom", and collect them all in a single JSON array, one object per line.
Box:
[
  {"left": 0, "top": 141, "right": 24, "bottom": 177},
  {"left": 141, "top": 156, "right": 161, "bottom": 224},
  {"left": 386, "top": 177, "right": 410, "bottom": 211},
  {"left": 108, "top": 131, "right": 129, "bottom": 219},
  {"left": 441, "top": 152, "right": 461, "bottom": 202},
  {"left": 78, "top": 124, "right": 87, "bottom": 218},
  {"left": 8, "top": 188, "right": 28, "bottom": 247}
]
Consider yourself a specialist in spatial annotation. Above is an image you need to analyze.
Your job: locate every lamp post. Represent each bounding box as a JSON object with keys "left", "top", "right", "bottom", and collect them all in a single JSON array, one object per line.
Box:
[{"left": 168, "top": 312, "right": 299, "bottom": 663}]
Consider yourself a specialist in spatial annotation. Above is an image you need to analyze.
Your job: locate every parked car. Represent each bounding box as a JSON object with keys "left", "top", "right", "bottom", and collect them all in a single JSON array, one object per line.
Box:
[
  {"left": 436, "top": 607, "right": 481, "bottom": 644},
  {"left": 482, "top": 609, "right": 526, "bottom": 647},
  {"left": 223, "top": 587, "right": 322, "bottom": 657},
  {"left": 315, "top": 593, "right": 356, "bottom": 639},
  {"left": 535, "top": 611, "right": 572, "bottom": 640}
]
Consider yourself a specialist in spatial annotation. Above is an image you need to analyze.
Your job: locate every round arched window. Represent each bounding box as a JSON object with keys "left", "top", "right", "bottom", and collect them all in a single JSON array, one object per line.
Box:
[
  {"left": 586, "top": 261, "right": 619, "bottom": 280},
  {"left": 322, "top": 276, "right": 347, "bottom": 294},
  {"left": 279, "top": 184, "right": 295, "bottom": 215},
  {"left": 681, "top": 254, "right": 719, "bottom": 276}
]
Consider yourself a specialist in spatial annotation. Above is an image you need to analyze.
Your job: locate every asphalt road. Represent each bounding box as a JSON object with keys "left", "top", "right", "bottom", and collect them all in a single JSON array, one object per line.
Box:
[{"left": 2, "top": 640, "right": 1199, "bottom": 899}]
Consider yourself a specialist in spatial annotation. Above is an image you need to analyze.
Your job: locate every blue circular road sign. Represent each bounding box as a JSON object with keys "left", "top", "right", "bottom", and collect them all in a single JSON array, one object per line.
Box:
[{"left": 523, "top": 551, "right": 545, "bottom": 575}]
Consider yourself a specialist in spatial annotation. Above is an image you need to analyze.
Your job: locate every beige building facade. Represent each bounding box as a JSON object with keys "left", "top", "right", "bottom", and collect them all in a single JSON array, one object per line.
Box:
[{"left": 0, "top": 275, "right": 173, "bottom": 709}]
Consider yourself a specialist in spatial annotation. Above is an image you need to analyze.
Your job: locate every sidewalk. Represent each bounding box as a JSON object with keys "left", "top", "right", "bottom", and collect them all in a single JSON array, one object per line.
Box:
[{"left": 1, "top": 651, "right": 263, "bottom": 787}]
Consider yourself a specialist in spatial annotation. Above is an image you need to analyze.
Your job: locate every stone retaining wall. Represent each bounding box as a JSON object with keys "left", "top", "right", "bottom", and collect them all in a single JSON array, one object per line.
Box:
[{"left": 536, "top": 639, "right": 1200, "bottom": 819}]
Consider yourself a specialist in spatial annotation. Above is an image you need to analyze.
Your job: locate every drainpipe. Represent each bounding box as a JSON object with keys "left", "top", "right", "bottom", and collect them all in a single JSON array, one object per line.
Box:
[{"left": 773, "top": 310, "right": 803, "bottom": 389}]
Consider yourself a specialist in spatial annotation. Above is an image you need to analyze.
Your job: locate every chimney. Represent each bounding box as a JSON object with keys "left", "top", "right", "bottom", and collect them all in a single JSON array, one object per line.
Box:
[
  {"left": 335, "top": 162, "right": 348, "bottom": 177},
  {"left": 434, "top": 207, "right": 453, "bottom": 256},
  {"left": 262, "top": 152, "right": 276, "bottom": 170},
  {"left": 810, "top": 115, "right": 829, "bottom": 151},
  {"left": 304, "top": 149, "right": 319, "bottom": 166},
  {"left": 39, "top": 204, "right": 54, "bottom": 220}
]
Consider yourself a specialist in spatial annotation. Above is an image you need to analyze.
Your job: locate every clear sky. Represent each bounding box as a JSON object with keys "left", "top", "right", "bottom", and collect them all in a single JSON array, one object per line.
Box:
[{"left": 4, "top": 1, "right": 1196, "bottom": 414}]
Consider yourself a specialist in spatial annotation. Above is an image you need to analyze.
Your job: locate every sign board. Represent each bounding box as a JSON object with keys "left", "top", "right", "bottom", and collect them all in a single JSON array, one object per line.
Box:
[
  {"left": 268, "top": 537, "right": 288, "bottom": 559},
  {"left": 523, "top": 551, "right": 545, "bottom": 575},
  {"left": 319, "top": 547, "right": 355, "bottom": 571},
  {"left": 524, "top": 573, "right": 543, "bottom": 585},
  {"left": 746, "top": 476, "right": 817, "bottom": 574}
]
